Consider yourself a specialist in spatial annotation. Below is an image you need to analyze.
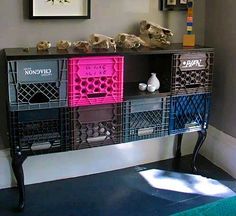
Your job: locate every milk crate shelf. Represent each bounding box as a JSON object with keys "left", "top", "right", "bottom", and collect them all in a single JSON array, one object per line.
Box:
[
  {"left": 169, "top": 93, "right": 211, "bottom": 135},
  {"left": 68, "top": 56, "right": 124, "bottom": 107},
  {"left": 8, "top": 59, "right": 68, "bottom": 111},
  {"left": 9, "top": 108, "right": 71, "bottom": 156},
  {"left": 171, "top": 52, "right": 214, "bottom": 95},
  {"left": 3, "top": 44, "right": 214, "bottom": 211},
  {"left": 123, "top": 97, "right": 170, "bottom": 142},
  {"left": 71, "top": 103, "right": 122, "bottom": 150}
]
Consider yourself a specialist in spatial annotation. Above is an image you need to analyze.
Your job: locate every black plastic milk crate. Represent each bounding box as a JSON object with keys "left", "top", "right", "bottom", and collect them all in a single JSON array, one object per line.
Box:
[
  {"left": 9, "top": 108, "right": 71, "bottom": 156},
  {"left": 169, "top": 93, "right": 211, "bottom": 135},
  {"left": 8, "top": 59, "right": 68, "bottom": 111},
  {"left": 171, "top": 52, "right": 214, "bottom": 95},
  {"left": 123, "top": 97, "right": 170, "bottom": 143},
  {"left": 71, "top": 103, "right": 122, "bottom": 150}
]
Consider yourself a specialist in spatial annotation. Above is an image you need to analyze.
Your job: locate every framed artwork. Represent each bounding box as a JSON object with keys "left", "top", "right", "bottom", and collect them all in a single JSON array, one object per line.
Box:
[
  {"left": 29, "top": 0, "right": 91, "bottom": 19},
  {"left": 160, "top": 0, "right": 187, "bottom": 11}
]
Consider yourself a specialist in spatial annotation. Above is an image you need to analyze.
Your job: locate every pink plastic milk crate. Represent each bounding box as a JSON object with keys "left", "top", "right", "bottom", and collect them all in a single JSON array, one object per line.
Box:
[{"left": 68, "top": 56, "right": 124, "bottom": 107}]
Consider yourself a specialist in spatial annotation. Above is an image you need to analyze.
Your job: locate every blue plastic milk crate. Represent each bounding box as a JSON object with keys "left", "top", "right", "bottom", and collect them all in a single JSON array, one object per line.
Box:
[{"left": 169, "top": 93, "right": 211, "bottom": 135}]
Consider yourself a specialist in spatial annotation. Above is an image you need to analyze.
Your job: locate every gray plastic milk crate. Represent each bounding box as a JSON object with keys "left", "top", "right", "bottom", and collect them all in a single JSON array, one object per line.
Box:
[
  {"left": 9, "top": 108, "right": 72, "bottom": 157},
  {"left": 123, "top": 97, "right": 170, "bottom": 143},
  {"left": 7, "top": 59, "right": 68, "bottom": 111},
  {"left": 171, "top": 52, "right": 214, "bottom": 95},
  {"left": 71, "top": 103, "right": 122, "bottom": 150}
]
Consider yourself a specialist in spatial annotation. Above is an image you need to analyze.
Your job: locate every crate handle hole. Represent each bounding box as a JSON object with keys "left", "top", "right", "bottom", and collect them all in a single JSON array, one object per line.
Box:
[
  {"left": 185, "top": 84, "right": 201, "bottom": 89},
  {"left": 31, "top": 142, "right": 52, "bottom": 151},
  {"left": 87, "top": 93, "right": 106, "bottom": 98},
  {"left": 29, "top": 92, "right": 50, "bottom": 104},
  {"left": 138, "top": 128, "right": 154, "bottom": 136},
  {"left": 87, "top": 136, "right": 106, "bottom": 143}
]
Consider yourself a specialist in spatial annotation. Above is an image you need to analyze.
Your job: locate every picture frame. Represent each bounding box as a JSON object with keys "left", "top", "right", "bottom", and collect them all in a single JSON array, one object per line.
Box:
[
  {"left": 160, "top": 0, "right": 187, "bottom": 11},
  {"left": 29, "top": 0, "right": 91, "bottom": 19},
  {"left": 180, "top": 0, "right": 187, "bottom": 4}
]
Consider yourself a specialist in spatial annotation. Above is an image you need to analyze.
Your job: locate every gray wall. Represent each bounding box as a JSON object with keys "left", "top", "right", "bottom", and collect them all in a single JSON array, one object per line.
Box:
[
  {"left": 205, "top": 0, "right": 236, "bottom": 137},
  {"left": 0, "top": 0, "right": 206, "bottom": 149}
]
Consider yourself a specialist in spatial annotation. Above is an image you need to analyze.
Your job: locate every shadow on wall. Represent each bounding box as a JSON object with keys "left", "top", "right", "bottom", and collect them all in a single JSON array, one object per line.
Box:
[
  {"left": 0, "top": 49, "right": 9, "bottom": 150},
  {"left": 23, "top": 0, "right": 30, "bottom": 20}
]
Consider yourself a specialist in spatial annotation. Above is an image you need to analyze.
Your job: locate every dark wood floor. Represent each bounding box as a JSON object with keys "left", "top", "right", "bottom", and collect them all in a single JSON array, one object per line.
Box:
[{"left": 0, "top": 154, "right": 236, "bottom": 216}]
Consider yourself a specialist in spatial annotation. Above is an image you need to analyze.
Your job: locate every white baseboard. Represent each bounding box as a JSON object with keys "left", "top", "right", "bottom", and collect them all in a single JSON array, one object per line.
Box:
[
  {"left": 1, "top": 126, "right": 234, "bottom": 190},
  {"left": 0, "top": 134, "right": 197, "bottom": 189},
  {"left": 201, "top": 125, "right": 236, "bottom": 179}
]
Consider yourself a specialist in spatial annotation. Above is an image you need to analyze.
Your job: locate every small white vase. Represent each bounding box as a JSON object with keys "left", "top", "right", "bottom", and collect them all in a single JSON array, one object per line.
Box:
[{"left": 147, "top": 73, "right": 160, "bottom": 91}]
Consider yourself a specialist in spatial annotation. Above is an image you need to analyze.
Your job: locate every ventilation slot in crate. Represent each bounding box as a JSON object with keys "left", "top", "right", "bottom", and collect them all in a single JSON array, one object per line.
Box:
[
  {"left": 171, "top": 52, "right": 214, "bottom": 95},
  {"left": 71, "top": 103, "right": 122, "bottom": 150},
  {"left": 123, "top": 97, "right": 170, "bottom": 142},
  {"left": 169, "top": 93, "right": 211, "bottom": 134},
  {"left": 8, "top": 59, "right": 67, "bottom": 111},
  {"left": 68, "top": 56, "right": 124, "bottom": 107},
  {"left": 9, "top": 108, "right": 71, "bottom": 156}
]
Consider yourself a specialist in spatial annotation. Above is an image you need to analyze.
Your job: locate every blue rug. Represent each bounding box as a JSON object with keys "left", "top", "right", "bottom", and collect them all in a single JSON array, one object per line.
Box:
[{"left": 172, "top": 196, "right": 236, "bottom": 216}]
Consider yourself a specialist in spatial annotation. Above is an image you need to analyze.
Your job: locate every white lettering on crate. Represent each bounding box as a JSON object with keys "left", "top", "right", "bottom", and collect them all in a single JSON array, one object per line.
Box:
[
  {"left": 182, "top": 60, "right": 204, "bottom": 68},
  {"left": 24, "top": 68, "right": 52, "bottom": 76}
]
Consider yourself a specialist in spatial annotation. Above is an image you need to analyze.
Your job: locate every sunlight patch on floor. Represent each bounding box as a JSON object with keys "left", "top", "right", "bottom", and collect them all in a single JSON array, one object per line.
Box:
[{"left": 139, "top": 169, "right": 235, "bottom": 198}]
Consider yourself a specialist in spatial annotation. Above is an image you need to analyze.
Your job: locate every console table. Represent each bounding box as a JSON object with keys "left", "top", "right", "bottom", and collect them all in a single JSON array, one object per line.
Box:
[{"left": 3, "top": 44, "right": 214, "bottom": 211}]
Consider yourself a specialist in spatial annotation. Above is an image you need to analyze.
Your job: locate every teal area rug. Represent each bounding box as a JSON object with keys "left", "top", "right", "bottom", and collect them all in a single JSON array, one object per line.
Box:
[{"left": 173, "top": 196, "right": 236, "bottom": 216}]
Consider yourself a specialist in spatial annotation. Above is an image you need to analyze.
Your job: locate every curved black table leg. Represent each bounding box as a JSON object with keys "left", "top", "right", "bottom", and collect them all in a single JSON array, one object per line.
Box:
[
  {"left": 191, "top": 129, "right": 207, "bottom": 174},
  {"left": 12, "top": 153, "right": 27, "bottom": 211},
  {"left": 175, "top": 133, "right": 183, "bottom": 158}
]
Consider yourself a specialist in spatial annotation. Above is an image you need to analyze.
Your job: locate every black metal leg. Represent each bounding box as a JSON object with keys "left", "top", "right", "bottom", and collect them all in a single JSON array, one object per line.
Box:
[
  {"left": 175, "top": 133, "right": 183, "bottom": 158},
  {"left": 12, "top": 154, "right": 26, "bottom": 211},
  {"left": 191, "top": 129, "right": 207, "bottom": 173},
  {"left": 172, "top": 133, "right": 183, "bottom": 170}
]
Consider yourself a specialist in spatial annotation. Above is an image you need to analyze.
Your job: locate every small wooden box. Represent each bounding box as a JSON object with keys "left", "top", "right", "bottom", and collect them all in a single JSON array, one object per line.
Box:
[{"left": 183, "top": 34, "right": 196, "bottom": 47}]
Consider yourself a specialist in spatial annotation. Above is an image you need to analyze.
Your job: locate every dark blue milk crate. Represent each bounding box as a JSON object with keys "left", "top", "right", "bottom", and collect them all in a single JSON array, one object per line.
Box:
[
  {"left": 71, "top": 103, "right": 122, "bottom": 150},
  {"left": 9, "top": 108, "right": 71, "bottom": 156},
  {"left": 123, "top": 97, "right": 170, "bottom": 143},
  {"left": 7, "top": 59, "right": 68, "bottom": 111},
  {"left": 169, "top": 93, "right": 211, "bottom": 135},
  {"left": 171, "top": 52, "right": 214, "bottom": 95}
]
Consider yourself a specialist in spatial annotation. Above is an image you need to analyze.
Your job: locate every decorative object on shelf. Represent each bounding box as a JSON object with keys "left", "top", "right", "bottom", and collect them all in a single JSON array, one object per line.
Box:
[
  {"left": 140, "top": 20, "right": 173, "bottom": 48},
  {"left": 147, "top": 84, "right": 156, "bottom": 93},
  {"left": 160, "top": 0, "right": 187, "bottom": 11},
  {"left": 36, "top": 41, "right": 51, "bottom": 51},
  {"left": 89, "top": 34, "right": 116, "bottom": 51},
  {"left": 56, "top": 40, "right": 72, "bottom": 50},
  {"left": 115, "top": 33, "right": 146, "bottom": 49},
  {"left": 183, "top": 0, "right": 195, "bottom": 47},
  {"left": 22, "top": 47, "right": 30, "bottom": 52},
  {"left": 147, "top": 73, "right": 160, "bottom": 91},
  {"left": 138, "top": 83, "right": 147, "bottom": 91},
  {"left": 73, "top": 41, "right": 91, "bottom": 52},
  {"left": 29, "top": 0, "right": 91, "bottom": 19}
]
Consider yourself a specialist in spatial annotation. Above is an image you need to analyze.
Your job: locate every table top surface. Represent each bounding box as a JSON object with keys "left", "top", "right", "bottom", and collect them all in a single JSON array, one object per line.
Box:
[{"left": 4, "top": 43, "right": 214, "bottom": 60}]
